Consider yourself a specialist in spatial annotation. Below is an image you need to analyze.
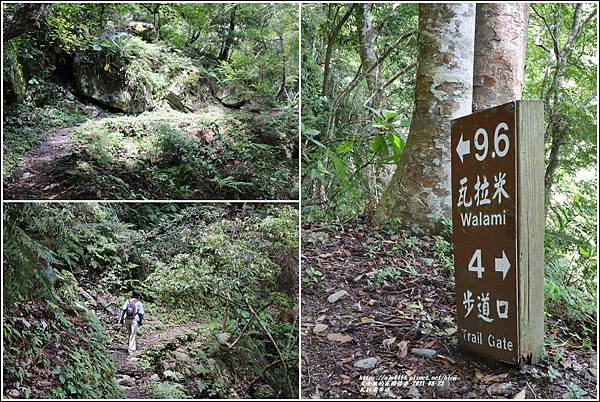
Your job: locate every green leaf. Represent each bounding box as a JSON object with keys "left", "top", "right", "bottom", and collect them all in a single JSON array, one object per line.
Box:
[
  {"left": 382, "top": 109, "right": 397, "bottom": 122},
  {"left": 336, "top": 140, "right": 354, "bottom": 154},
  {"left": 371, "top": 135, "right": 388, "bottom": 156}
]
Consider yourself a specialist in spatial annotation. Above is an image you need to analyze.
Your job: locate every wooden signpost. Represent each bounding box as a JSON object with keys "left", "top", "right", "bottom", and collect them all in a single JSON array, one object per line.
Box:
[{"left": 450, "top": 101, "right": 544, "bottom": 364}]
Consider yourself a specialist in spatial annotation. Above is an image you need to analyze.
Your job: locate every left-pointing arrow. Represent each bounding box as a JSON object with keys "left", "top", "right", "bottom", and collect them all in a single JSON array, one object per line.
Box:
[
  {"left": 456, "top": 134, "right": 470, "bottom": 163},
  {"left": 494, "top": 251, "right": 511, "bottom": 280}
]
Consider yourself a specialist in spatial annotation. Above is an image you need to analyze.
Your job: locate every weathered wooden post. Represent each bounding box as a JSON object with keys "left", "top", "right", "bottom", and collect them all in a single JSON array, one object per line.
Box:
[{"left": 450, "top": 101, "right": 544, "bottom": 364}]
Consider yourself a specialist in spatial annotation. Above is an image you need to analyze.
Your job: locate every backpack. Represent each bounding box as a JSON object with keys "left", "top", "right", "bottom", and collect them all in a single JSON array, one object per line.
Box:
[{"left": 126, "top": 299, "right": 137, "bottom": 319}]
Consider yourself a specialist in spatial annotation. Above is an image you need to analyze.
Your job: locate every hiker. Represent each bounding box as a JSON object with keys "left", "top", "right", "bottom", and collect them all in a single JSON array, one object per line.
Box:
[{"left": 119, "top": 290, "right": 144, "bottom": 354}]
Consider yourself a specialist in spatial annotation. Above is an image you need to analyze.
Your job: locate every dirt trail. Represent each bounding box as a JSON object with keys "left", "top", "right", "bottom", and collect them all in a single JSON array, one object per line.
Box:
[
  {"left": 3, "top": 126, "right": 76, "bottom": 200},
  {"left": 109, "top": 321, "right": 205, "bottom": 399}
]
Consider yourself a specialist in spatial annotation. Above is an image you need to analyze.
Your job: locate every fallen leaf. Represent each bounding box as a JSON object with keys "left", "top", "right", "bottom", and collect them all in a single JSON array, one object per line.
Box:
[
  {"left": 318, "top": 253, "right": 334, "bottom": 258},
  {"left": 424, "top": 340, "right": 436, "bottom": 348},
  {"left": 513, "top": 388, "right": 527, "bottom": 399},
  {"left": 316, "top": 315, "right": 327, "bottom": 322},
  {"left": 368, "top": 299, "right": 377, "bottom": 306},
  {"left": 398, "top": 340, "right": 409, "bottom": 358},
  {"left": 382, "top": 337, "right": 396, "bottom": 348},
  {"left": 474, "top": 369, "right": 484, "bottom": 380},
  {"left": 445, "top": 327, "right": 457, "bottom": 336},
  {"left": 327, "top": 333, "right": 353, "bottom": 344},
  {"left": 481, "top": 372, "right": 509, "bottom": 384},
  {"left": 340, "top": 375, "right": 351, "bottom": 385},
  {"left": 313, "top": 324, "right": 328, "bottom": 334}
]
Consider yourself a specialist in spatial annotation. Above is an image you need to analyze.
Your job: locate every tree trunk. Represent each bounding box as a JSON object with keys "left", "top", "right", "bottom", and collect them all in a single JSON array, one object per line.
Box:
[
  {"left": 219, "top": 5, "right": 238, "bottom": 62},
  {"left": 473, "top": 3, "right": 529, "bottom": 111},
  {"left": 372, "top": 4, "right": 476, "bottom": 234},
  {"left": 3, "top": 3, "right": 49, "bottom": 43},
  {"left": 535, "top": 4, "right": 595, "bottom": 204},
  {"left": 356, "top": 4, "right": 382, "bottom": 109},
  {"left": 321, "top": 5, "right": 355, "bottom": 97}
]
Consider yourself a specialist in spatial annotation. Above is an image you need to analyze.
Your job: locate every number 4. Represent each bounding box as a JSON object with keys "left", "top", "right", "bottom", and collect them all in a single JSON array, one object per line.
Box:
[{"left": 468, "top": 249, "right": 484, "bottom": 278}]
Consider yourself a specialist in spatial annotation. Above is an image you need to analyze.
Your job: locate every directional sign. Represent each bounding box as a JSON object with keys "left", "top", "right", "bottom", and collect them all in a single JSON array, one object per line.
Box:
[
  {"left": 494, "top": 251, "right": 510, "bottom": 280},
  {"left": 451, "top": 101, "right": 545, "bottom": 364}
]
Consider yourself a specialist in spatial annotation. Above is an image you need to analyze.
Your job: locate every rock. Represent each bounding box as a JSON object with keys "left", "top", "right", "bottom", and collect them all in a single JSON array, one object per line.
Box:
[
  {"left": 303, "top": 231, "right": 329, "bottom": 244},
  {"left": 327, "top": 290, "right": 349, "bottom": 303},
  {"left": 165, "top": 84, "right": 193, "bottom": 112},
  {"left": 21, "top": 172, "right": 32, "bottom": 180},
  {"left": 3, "top": 46, "right": 26, "bottom": 105},
  {"left": 6, "top": 389, "right": 20, "bottom": 398},
  {"left": 411, "top": 348, "right": 437, "bottom": 358},
  {"left": 161, "top": 361, "right": 176, "bottom": 371},
  {"left": 127, "top": 21, "right": 157, "bottom": 42},
  {"left": 173, "top": 350, "right": 193, "bottom": 363},
  {"left": 354, "top": 357, "right": 378, "bottom": 369},
  {"left": 116, "top": 374, "right": 135, "bottom": 386},
  {"left": 72, "top": 50, "right": 149, "bottom": 113},
  {"left": 149, "top": 374, "right": 160, "bottom": 382}
]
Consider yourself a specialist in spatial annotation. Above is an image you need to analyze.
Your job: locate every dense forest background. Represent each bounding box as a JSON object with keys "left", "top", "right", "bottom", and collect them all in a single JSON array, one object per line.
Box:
[
  {"left": 3, "top": 203, "right": 299, "bottom": 399},
  {"left": 3, "top": 3, "right": 299, "bottom": 199},
  {"left": 301, "top": 3, "right": 597, "bottom": 399}
]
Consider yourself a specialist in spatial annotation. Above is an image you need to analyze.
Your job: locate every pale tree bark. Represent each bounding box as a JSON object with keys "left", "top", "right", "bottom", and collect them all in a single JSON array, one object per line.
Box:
[
  {"left": 356, "top": 4, "right": 382, "bottom": 109},
  {"left": 473, "top": 3, "right": 529, "bottom": 111},
  {"left": 371, "top": 4, "right": 476, "bottom": 233}
]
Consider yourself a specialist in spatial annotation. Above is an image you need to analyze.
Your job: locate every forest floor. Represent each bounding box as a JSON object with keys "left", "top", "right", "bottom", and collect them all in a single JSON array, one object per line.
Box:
[
  {"left": 3, "top": 105, "right": 107, "bottom": 200},
  {"left": 301, "top": 220, "right": 597, "bottom": 399}
]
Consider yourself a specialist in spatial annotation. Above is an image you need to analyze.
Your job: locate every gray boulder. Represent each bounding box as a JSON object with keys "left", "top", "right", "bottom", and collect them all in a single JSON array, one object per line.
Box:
[{"left": 72, "top": 52, "right": 149, "bottom": 113}]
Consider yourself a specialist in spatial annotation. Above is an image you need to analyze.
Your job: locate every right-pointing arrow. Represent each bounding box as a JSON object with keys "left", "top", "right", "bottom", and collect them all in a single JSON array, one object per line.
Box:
[
  {"left": 456, "top": 134, "right": 470, "bottom": 163},
  {"left": 495, "top": 251, "right": 511, "bottom": 280}
]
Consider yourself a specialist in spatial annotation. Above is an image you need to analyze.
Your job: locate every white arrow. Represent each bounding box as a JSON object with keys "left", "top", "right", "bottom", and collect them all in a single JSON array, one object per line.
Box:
[
  {"left": 456, "top": 134, "right": 471, "bottom": 163},
  {"left": 495, "top": 251, "right": 511, "bottom": 280}
]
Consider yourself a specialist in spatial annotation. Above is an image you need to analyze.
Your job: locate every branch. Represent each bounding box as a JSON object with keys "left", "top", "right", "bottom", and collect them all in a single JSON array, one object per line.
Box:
[
  {"left": 531, "top": 5, "right": 560, "bottom": 57},
  {"left": 328, "top": 4, "right": 356, "bottom": 39},
  {"left": 245, "top": 297, "right": 294, "bottom": 397}
]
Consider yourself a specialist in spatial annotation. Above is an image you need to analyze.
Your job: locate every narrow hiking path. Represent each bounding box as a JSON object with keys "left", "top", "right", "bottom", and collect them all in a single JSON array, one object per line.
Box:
[
  {"left": 108, "top": 320, "right": 206, "bottom": 399},
  {"left": 3, "top": 105, "right": 108, "bottom": 200},
  {"left": 4, "top": 126, "right": 75, "bottom": 200}
]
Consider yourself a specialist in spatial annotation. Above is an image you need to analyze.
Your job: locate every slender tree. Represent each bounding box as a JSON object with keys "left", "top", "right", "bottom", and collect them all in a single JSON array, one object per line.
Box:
[
  {"left": 530, "top": 4, "right": 597, "bottom": 204},
  {"left": 372, "top": 4, "right": 476, "bottom": 233},
  {"left": 356, "top": 4, "right": 382, "bottom": 109},
  {"left": 321, "top": 4, "right": 355, "bottom": 96}
]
